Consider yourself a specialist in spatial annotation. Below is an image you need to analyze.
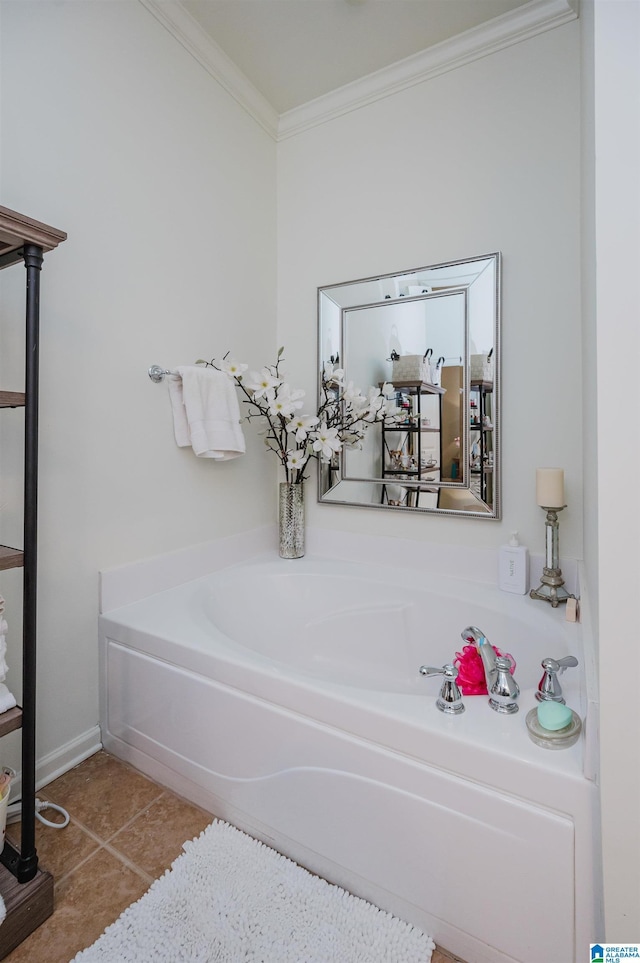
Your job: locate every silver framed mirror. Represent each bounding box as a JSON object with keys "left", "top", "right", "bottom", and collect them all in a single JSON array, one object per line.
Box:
[{"left": 317, "top": 252, "right": 501, "bottom": 518}]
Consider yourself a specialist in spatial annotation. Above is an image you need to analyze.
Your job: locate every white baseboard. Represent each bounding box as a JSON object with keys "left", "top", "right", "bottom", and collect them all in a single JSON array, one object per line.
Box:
[{"left": 8, "top": 725, "right": 102, "bottom": 803}]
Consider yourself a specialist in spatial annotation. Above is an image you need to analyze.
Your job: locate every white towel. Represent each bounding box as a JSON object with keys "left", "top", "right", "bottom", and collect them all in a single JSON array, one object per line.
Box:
[
  {"left": 0, "top": 636, "right": 8, "bottom": 681},
  {"left": 0, "top": 683, "right": 16, "bottom": 714},
  {"left": 168, "top": 366, "right": 246, "bottom": 460}
]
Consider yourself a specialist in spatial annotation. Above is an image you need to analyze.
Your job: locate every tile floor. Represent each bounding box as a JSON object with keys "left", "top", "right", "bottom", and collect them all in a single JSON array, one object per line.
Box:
[{"left": 2, "top": 750, "right": 464, "bottom": 963}]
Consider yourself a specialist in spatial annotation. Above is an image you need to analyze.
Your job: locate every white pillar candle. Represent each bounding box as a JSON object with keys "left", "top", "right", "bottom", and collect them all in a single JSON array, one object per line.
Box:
[{"left": 536, "top": 468, "right": 565, "bottom": 507}]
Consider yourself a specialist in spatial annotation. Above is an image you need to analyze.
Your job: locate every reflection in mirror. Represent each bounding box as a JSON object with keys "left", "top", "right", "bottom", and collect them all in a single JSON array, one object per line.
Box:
[{"left": 318, "top": 253, "right": 500, "bottom": 518}]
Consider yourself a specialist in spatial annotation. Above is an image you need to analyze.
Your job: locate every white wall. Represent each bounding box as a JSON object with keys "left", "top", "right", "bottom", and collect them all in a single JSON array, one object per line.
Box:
[
  {"left": 0, "top": 1, "right": 277, "bottom": 768},
  {"left": 592, "top": 0, "right": 640, "bottom": 938},
  {"left": 277, "top": 21, "right": 583, "bottom": 559}
]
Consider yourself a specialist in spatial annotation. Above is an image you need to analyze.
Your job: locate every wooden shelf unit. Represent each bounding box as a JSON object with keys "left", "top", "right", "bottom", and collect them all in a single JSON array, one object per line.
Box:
[
  {"left": 0, "top": 205, "right": 66, "bottom": 957},
  {"left": 0, "top": 393, "right": 25, "bottom": 409},
  {"left": 0, "top": 707, "right": 22, "bottom": 739},
  {"left": 0, "top": 863, "right": 53, "bottom": 959},
  {"left": 0, "top": 547, "right": 24, "bottom": 572},
  {"left": 0, "top": 207, "right": 66, "bottom": 267}
]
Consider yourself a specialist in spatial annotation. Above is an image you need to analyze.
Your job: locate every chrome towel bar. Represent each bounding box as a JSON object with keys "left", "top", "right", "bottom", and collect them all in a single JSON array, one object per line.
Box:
[{"left": 148, "top": 365, "right": 176, "bottom": 383}]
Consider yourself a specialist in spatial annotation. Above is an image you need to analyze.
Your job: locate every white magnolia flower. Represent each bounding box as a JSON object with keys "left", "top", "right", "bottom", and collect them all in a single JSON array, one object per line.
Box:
[
  {"left": 342, "top": 381, "right": 368, "bottom": 411},
  {"left": 286, "top": 448, "right": 309, "bottom": 471},
  {"left": 312, "top": 424, "right": 342, "bottom": 459},
  {"left": 219, "top": 358, "right": 248, "bottom": 378},
  {"left": 247, "top": 368, "right": 283, "bottom": 398},
  {"left": 323, "top": 361, "right": 345, "bottom": 384},
  {"left": 341, "top": 429, "right": 363, "bottom": 448},
  {"left": 366, "top": 386, "right": 386, "bottom": 417},
  {"left": 383, "top": 403, "right": 403, "bottom": 423},
  {"left": 268, "top": 383, "right": 305, "bottom": 419},
  {"left": 287, "top": 413, "right": 319, "bottom": 442},
  {"left": 204, "top": 348, "right": 392, "bottom": 482}
]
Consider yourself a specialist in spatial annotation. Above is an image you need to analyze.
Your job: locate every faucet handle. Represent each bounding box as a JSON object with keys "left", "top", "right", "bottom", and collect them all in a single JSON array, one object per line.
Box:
[
  {"left": 536, "top": 655, "right": 579, "bottom": 703},
  {"left": 488, "top": 655, "right": 520, "bottom": 714},
  {"left": 555, "top": 655, "right": 579, "bottom": 670},
  {"left": 419, "top": 663, "right": 465, "bottom": 715}
]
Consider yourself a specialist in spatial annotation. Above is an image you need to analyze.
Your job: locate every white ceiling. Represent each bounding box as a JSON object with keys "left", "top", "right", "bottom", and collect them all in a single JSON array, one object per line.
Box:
[{"left": 180, "top": 0, "right": 531, "bottom": 114}]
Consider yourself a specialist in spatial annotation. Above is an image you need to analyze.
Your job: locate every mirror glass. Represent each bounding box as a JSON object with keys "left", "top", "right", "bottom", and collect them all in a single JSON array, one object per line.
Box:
[{"left": 318, "top": 253, "right": 500, "bottom": 517}]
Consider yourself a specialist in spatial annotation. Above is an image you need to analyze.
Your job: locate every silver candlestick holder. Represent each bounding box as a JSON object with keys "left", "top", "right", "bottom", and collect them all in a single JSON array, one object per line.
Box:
[{"left": 530, "top": 506, "right": 575, "bottom": 608}]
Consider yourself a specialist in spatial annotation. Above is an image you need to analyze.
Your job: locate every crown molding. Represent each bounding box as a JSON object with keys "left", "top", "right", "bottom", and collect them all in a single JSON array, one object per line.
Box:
[
  {"left": 138, "top": 0, "right": 280, "bottom": 140},
  {"left": 278, "top": 0, "right": 580, "bottom": 140},
  {"left": 139, "top": 0, "right": 578, "bottom": 144}
]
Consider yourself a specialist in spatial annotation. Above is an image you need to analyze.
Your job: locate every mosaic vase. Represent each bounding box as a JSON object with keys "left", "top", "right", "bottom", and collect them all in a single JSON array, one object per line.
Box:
[{"left": 278, "top": 482, "right": 305, "bottom": 559}]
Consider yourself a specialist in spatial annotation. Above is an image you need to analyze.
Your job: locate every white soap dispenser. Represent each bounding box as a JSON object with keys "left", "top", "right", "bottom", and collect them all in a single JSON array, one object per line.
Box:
[{"left": 498, "top": 531, "right": 529, "bottom": 595}]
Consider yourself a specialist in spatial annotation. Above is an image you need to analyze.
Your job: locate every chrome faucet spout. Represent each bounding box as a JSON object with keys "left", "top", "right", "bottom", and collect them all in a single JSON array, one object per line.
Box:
[
  {"left": 460, "top": 625, "right": 485, "bottom": 646},
  {"left": 460, "top": 625, "right": 519, "bottom": 712},
  {"left": 477, "top": 642, "right": 498, "bottom": 691}
]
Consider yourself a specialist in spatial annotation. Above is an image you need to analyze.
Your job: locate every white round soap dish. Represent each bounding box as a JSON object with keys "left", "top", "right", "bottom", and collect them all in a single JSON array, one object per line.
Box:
[{"left": 525, "top": 707, "right": 582, "bottom": 749}]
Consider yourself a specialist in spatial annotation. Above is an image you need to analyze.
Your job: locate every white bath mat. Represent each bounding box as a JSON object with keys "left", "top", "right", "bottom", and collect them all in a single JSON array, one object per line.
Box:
[{"left": 72, "top": 819, "right": 435, "bottom": 962}]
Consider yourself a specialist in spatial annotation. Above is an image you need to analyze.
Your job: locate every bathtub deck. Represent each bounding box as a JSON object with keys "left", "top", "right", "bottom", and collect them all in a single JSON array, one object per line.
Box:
[{"left": 98, "top": 547, "right": 599, "bottom": 963}]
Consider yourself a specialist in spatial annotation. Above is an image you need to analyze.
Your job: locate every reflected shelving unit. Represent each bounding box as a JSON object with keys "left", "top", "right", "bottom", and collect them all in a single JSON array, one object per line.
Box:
[
  {"left": 0, "top": 206, "right": 66, "bottom": 958},
  {"left": 380, "top": 380, "right": 445, "bottom": 508},
  {"left": 469, "top": 378, "right": 494, "bottom": 506}
]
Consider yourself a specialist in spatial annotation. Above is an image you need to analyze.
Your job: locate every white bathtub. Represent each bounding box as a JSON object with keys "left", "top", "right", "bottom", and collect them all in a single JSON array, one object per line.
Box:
[{"left": 99, "top": 537, "right": 600, "bottom": 963}]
